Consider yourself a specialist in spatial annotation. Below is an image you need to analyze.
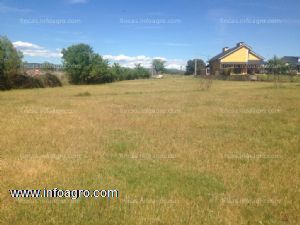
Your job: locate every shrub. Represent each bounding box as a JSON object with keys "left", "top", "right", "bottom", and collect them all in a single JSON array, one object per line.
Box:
[
  {"left": 9, "top": 73, "right": 62, "bottom": 89},
  {"left": 101, "top": 73, "right": 116, "bottom": 83},
  {"left": 40, "top": 73, "right": 62, "bottom": 87},
  {"left": 111, "top": 64, "right": 150, "bottom": 81},
  {"left": 123, "top": 68, "right": 135, "bottom": 80},
  {"left": 266, "top": 56, "right": 288, "bottom": 75},
  {"left": 10, "top": 74, "right": 44, "bottom": 89},
  {"left": 0, "top": 73, "right": 11, "bottom": 90},
  {"left": 133, "top": 64, "right": 151, "bottom": 78}
]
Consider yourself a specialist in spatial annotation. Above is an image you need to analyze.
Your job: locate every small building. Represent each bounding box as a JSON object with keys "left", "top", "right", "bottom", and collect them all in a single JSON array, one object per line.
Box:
[
  {"left": 281, "top": 56, "right": 300, "bottom": 74},
  {"left": 209, "top": 42, "right": 264, "bottom": 76}
]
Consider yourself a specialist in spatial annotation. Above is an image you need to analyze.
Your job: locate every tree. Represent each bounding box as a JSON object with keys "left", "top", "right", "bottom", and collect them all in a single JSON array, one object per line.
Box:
[
  {"left": 185, "top": 59, "right": 206, "bottom": 75},
  {"left": 62, "top": 43, "right": 151, "bottom": 84},
  {"left": 133, "top": 63, "right": 150, "bottom": 78},
  {"left": 266, "top": 56, "right": 288, "bottom": 75},
  {"left": 266, "top": 56, "right": 288, "bottom": 88},
  {"left": 62, "top": 44, "right": 113, "bottom": 84},
  {"left": 110, "top": 63, "right": 150, "bottom": 81},
  {"left": 62, "top": 44, "right": 94, "bottom": 84},
  {"left": 152, "top": 59, "right": 165, "bottom": 75},
  {"left": 89, "top": 54, "right": 112, "bottom": 83},
  {"left": 0, "top": 36, "right": 22, "bottom": 76},
  {"left": 110, "top": 63, "right": 123, "bottom": 80},
  {"left": 0, "top": 36, "right": 23, "bottom": 89}
]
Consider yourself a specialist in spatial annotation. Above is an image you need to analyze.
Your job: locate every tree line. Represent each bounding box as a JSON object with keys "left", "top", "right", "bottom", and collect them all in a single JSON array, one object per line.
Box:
[
  {"left": 62, "top": 44, "right": 153, "bottom": 84},
  {"left": 0, "top": 35, "right": 213, "bottom": 91},
  {"left": 0, "top": 36, "right": 170, "bottom": 90}
]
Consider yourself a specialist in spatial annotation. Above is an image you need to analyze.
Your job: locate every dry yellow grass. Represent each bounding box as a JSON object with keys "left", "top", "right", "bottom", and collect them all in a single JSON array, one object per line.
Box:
[{"left": 1, "top": 76, "right": 299, "bottom": 224}]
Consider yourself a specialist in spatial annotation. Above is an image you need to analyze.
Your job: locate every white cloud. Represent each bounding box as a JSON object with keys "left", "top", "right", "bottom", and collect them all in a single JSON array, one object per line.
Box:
[
  {"left": 103, "top": 54, "right": 150, "bottom": 62},
  {"left": 103, "top": 54, "right": 185, "bottom": 70},
  {"left": 0, "top": 3, "right": 32, "bottom": 13},
  {"left": 13, "top": 41, "right": 42, "bottom": 49},
  {"left": 13, "top": 41, "right": 62, "bottom": 58}
]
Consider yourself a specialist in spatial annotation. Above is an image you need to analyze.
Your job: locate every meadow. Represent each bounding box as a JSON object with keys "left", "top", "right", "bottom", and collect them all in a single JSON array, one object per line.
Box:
[{"left": 1, "top": 76, "right": 299, "bottom": 225}]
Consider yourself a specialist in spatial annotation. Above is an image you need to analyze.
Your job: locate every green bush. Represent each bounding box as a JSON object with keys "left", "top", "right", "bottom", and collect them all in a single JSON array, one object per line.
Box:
[
  {"left": 97, "top": 72, "right": 116, "bottom": 83},
  {"left": 62, "top": 44, "right": 111, "bottom": 84},
  {"left": 123, "top": 68, "right": 135, "bottom": 80},
  {"left": 109, "top": 63, "right": 150, "bottom": 82},
  {"left": 133, "top": 64, "right": 151, "bottom": 79}
]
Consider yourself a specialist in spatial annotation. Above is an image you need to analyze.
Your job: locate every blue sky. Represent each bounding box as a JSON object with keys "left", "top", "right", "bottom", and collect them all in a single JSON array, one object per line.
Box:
[{"left": 1, "top": 0, "right": 300, "bottom": 69}]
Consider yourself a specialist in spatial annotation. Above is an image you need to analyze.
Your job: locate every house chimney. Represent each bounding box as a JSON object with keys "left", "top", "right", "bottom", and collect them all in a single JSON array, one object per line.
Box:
[
  {"left": 237, "top": 42, "right": 244, "bottom": 47},
  {"left": 222, "top": 47, "right": 229, "bottom": 52}
]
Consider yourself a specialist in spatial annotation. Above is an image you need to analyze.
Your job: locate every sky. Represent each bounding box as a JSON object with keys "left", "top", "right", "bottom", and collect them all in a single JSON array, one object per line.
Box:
[{"left": 1, "top": 0, "right": 300, "bottom": 69}]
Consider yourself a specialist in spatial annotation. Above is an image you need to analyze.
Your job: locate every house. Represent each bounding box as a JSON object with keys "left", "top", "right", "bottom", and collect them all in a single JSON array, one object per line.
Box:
[
  {"left": 209, "top": 42, "right": 264, "bottom": 76},
  {"left": 281, "top": 56, "right": 300, "bottom": 74}
]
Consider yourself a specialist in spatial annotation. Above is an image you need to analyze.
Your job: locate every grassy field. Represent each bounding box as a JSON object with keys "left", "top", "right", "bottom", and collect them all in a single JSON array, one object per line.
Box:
[{"left": 1, "top": 76, "right": 299, "bottom": 225}]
